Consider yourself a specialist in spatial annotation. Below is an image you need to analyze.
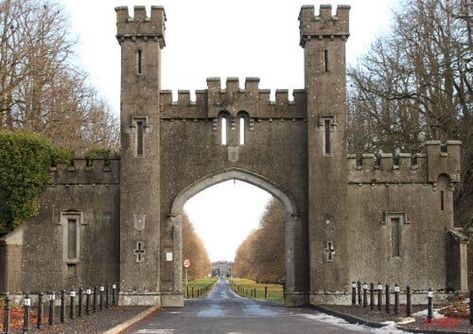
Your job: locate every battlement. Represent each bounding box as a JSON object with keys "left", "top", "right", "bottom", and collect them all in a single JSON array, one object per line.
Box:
[
  {"left": 49, "top": 159, "right": 120, "bottom": 185},
  {"left": 159, "top": 77, "right": 306, "bottom": 119},
  {"left": 299, "top": 4, "right": 350, "bottom": 47},
  {"left": 115, "top": 6, "right": 166, "bottom": 46},
  {"left": 348, "top": 141, "right": 461, "bottom": 185}
]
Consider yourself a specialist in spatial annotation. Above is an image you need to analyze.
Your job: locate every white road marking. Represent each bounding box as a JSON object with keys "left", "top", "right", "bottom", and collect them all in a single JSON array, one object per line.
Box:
[{"left": 135, "top": 329, "right": 174, "bottom": 334}]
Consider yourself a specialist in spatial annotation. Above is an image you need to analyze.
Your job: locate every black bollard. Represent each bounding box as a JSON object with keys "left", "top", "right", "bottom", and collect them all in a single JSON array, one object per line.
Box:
[
  {"left": 254, "top": 288, "right": 257, "bottom": 298},
  {"left": 60, "top": 290, "right": 66, "bottom": 323},
  {"left": 191, "top": 287, "right": 194, "bottom": 298},
  {"left": 23, "top": 293, "right": 31, "bottom": 334},
  {"left": 362, "top": 283, "right": 368, "bottom": 308},
  {"left": 99, "top": 286, "right": 104, "bottom": 310},
  {"left": 112, "top": 284, "right": 117, "bottom": 306},
  {"left": 377, "top": 283, "right": 382, "bottom": 311},
  {"left": 186, "top": 285, "right": 189, "bottom": 299},
  {"left": 48, "top": 292, "right": 55, "bottom": 326},
  {"left": 469, "top": 290, "right": 473, "bottom": 325},
  {"left": 357, "top": 281, "right": 362, "bottom": 305},
  {"left": 370, "top": 283, "right": 374, "bottom": 310},
  {"left": 427, "top": 288, "right": 433, "bottom": 322},
  {"left": 3, "top": 294, "right": 11, "bottom": 334},
  {"left": 69, "top": 289, "right": 76, "bottom": 319},
  {"left": 406, "top": 285, "right": 412, "bottom": 317},
  {"left": 351, "top": 282, "right": 356, "bottom": 305},
  {"left": 37, "top": 292, "right": 44, "bottom": 329},
  {"left": 78, "top": 288, "right": 83, "bottom": 317},
  {"left": 105, "top": 284, "right": 109, "bottom": 308},
  {"left": 394, "top": 284, "right": 400, "bottom": 314},
  {"left": 385, "top": 284, "right": 390, "bottom": 314},
  {"left": 93, "top": 287, "right": 97, "bottom": 313},
  {"left": 265, "top": 286, "right": 268, "bottom": 299},
  {"left": 86, "top": 288, "right": 91, "bottom": 315}
]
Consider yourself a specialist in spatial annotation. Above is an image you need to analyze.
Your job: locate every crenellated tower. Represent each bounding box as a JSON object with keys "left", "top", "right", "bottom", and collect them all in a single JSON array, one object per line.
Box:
[
  {"left": 115, "top": 6, "right": 166, "bottom": 305},
  {"left": 299, "top": 5, "right": 351, "bottom": 295}
]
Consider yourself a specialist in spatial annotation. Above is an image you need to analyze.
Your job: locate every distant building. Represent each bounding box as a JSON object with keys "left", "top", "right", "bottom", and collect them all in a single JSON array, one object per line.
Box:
[{"left": 212, "top": 261, "right": 233, "bottom": 277}]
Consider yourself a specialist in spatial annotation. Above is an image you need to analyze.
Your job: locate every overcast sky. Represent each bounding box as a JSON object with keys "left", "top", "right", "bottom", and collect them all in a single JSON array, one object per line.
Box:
[{"left": 60, "top": 0, "right": 398, "bottom": 262}]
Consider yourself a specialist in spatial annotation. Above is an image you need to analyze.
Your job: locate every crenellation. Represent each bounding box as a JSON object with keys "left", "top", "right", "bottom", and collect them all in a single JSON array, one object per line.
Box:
[
  {"left": 299, "top": 4, "right": 350, "bottom": 46},
  {"left": 420, "top": 140, "right": 461, "bottom": 183},
  {"left": 160, "top": 78, "right": 305, "bottom": 119},
  {"left": 347, "top": 143, "right": 461, "bottom": 185},
  {"left": 177, "top": 90, "right": 191, "bottom": 106},
  {"left": 49, "top": 159, "right": 120, "bottom": 185},
  {"left": 115, "top": 6, "right": 166, "bottom": 46}
]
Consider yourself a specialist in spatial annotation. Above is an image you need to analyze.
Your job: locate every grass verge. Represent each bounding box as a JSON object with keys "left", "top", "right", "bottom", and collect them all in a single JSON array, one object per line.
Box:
[
  {"left": 183, "top": 277, "right": 218, "bottom": 298},
  {"left": 228, "top": 278, "right": 284, "bottom": 304}
]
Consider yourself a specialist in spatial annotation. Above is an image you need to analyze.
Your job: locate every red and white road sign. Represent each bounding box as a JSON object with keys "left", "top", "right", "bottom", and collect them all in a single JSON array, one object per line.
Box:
[{"left": 183, "top": 259, "right": 191, "bottom": 268}]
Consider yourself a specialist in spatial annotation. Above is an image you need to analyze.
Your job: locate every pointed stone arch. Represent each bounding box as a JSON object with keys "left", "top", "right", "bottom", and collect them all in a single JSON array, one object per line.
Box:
[{"left": 168, "top": 168, "right": 304, "bottom": 306}]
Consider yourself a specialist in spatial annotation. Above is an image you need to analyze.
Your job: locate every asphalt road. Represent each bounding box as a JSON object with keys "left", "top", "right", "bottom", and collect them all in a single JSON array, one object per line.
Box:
[{"left": 124, "top": 278, "right": 407, "bottom": 334}]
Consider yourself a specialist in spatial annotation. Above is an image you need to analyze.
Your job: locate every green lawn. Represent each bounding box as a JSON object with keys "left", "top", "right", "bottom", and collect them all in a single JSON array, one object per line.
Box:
[
  {"left": 184, "top": 277, "right": 218, "bottom": 298},
  {"left": 229, "top": 278, "right": 284, "bottom": 304}
]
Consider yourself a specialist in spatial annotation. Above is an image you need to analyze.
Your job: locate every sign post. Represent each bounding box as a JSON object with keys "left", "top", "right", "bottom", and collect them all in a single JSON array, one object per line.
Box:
[{"left": 183, "top": 259, "right": 191, "bottom": 297}]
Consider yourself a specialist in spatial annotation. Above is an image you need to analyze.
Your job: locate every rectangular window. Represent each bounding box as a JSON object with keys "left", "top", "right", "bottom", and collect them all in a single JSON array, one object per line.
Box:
[
  {"left": 324, "top": 119, "right": 331, "bottom": 154},
  {"left": 440, "top": 191, "right": 445, "bottom": 211},
  {"left": 391, "top": 217, "right": 401, "bottom": 257},
  {"left": 136, "top": 50, "right": 142, "bottom": 74},
  {"left": 67, "top": 218, "right": 78, "bottom": 259},
  {"left": 324, "top": 50, "right": 329, "bottom": 72},
  {"left": 62, "top": 212, "right": 81, "bottom": 263},
  {"left": 137, "top": 120, "right": 144, "bottom": 156}
]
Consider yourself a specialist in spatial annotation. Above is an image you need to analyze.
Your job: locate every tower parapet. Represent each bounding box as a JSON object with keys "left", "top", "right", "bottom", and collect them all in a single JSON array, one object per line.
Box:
[
  {"left": 159, "top": 77, "right": 306, "bottom": 119},
  {"left": 115, "top": 6, "right": 166, "bottom": 47},
  {"left": 48, "top": 159, "right": 120, "bottom": 185},
  {"left": 299, "top": 4, "right": 350, "bottom": 47},
  {"left": 347, "top": 141, "right": 462, "bottom": 185}
]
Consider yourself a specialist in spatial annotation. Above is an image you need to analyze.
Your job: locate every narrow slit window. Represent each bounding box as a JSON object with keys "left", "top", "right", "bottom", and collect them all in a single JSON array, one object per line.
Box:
[
  {"left": 67, "top": 218, "right": 78, "bottom": 260},
  {"left": 324, "top": 50, "right": 329, "bottom": 72},
  {"left": 136, "top": 50, "right": 142, "bottom": 74},
  {"left": 391, "top": 217, "right": 401, "bottom": 257},
  {"left": 221, "top": 117, "right": 227, "bottom": 145},
  {"left": 324, "top": 119, "right": 331, "bottom": 154},
  {"left": 441, "top": 191, "right": 445, "bottom": 211},
  {"left": 239, "top": 117, "right": 245, "bottom": 145},
  {"left": 137, "top": 120, "right": 144, "bottom": 155}
]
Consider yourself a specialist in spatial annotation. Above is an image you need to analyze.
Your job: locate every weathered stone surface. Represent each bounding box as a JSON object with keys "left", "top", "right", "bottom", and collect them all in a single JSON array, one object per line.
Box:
[{"left": 0, "top": 5, "right": 464, "bottom": 306}]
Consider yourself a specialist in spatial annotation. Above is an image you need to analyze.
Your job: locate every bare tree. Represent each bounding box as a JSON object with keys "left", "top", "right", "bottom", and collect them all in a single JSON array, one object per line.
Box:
[{"left": 348, "top": 0, "right": 473, "bottom": 226}]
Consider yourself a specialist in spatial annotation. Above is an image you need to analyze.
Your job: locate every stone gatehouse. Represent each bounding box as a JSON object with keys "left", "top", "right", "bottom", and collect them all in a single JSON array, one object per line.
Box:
[{"left": 0, "top": 4, "right": 466, "bottom": 307}]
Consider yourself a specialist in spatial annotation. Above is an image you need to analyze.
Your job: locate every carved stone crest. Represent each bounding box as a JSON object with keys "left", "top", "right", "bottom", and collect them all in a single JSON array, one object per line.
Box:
[{"left": 134, "top": 214, "right": 146, "bottom": 231}]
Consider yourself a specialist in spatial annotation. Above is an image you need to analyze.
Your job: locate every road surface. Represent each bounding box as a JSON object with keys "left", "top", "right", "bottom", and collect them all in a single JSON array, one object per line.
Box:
[{"left": 124, "top": 278, "right": 407, "bottom": 334}]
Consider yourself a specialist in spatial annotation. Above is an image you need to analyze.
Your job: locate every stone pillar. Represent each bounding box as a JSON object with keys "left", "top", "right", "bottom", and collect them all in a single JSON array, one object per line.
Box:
[
  {"left": 299, "top": 5, "right": 351, "bottom": 299},
  {"left": 116, "top": 6, "right": 166, "bottom": 306}
]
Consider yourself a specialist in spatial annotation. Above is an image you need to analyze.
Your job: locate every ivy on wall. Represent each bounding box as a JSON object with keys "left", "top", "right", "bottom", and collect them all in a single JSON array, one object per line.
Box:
[{"left": 0, "top": 131, "right": 53, "bottom": 236}]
